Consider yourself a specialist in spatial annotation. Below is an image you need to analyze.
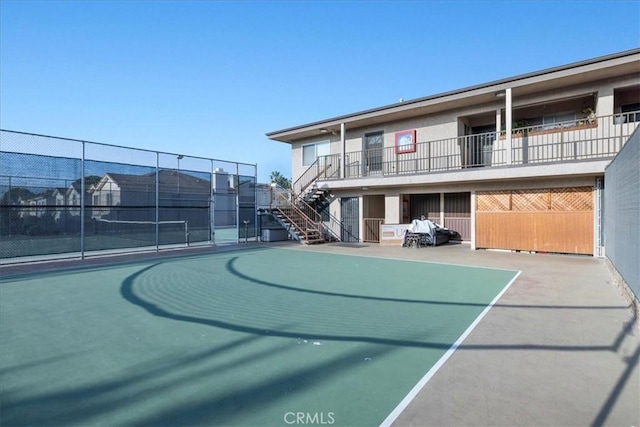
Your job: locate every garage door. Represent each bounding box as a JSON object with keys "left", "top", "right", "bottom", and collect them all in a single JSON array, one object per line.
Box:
[{"left": 476, "top": 187, "right": 593, "bottom": 255}]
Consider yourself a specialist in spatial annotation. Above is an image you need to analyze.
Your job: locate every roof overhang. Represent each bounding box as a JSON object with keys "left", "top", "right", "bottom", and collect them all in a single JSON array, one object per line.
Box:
[{"left": 266, "top": 49, "right": 640, "bottom": 144}]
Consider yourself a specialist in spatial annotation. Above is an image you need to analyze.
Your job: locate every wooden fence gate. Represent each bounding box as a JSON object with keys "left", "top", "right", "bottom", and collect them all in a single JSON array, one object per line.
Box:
[{"left": 475, "top": 187, "right": 594, "bottom": 255}]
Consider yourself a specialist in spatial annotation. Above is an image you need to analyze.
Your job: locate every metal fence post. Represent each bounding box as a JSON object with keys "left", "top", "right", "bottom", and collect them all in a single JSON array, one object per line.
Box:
[
  {"left": 210, "top": 159, "right": 215, "bottom": 246},
  {"left": 156, "top": 152, "right": 159, "bottom": 252},
  {"left": 236, "top": 163, "right": 240, "bottom": 244},
  {"left": 254, "top": 164, "right": 258, "bottom": 242},
  {"left": 80, "top": 141, "right": 85, "bottom": 259}
]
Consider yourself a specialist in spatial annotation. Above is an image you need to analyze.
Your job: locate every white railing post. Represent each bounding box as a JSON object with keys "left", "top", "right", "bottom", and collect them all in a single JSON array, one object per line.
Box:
[
  {"left": 505, "top": 88, "right": 513, "bottom": 165},
  {"left": 340, "top": 122, "right": 345, "bottom": 179}
]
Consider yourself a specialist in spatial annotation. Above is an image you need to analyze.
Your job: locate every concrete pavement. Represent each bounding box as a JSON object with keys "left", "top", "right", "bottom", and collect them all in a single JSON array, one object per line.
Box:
[{"left": 295, "top": 242, "right": 640, "bottom": 427}]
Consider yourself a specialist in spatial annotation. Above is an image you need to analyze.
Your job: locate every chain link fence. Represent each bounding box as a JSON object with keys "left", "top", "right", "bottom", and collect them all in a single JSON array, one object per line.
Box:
[{"left": 0, "top": 129, "right": 257, "bottom": 263}]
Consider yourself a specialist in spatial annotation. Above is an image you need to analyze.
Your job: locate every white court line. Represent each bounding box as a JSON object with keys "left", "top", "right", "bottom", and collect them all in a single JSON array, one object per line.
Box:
[
  {"left": 275, "top": 245, "right": 520, "bottom": 273},
  {"left": 379, "top": 270, "right": 522, "bottom": 427}
]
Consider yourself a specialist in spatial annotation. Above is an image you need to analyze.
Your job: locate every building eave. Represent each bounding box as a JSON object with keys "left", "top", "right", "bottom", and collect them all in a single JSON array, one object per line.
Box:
[{"left": 266, "top": 48, "right": 640, "bottom": 144}]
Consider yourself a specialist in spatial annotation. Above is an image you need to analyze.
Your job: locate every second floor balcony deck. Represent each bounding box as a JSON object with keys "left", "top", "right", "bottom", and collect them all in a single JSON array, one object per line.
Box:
[{"left": 294, "top": 111, "right": 639, "bottom": 195}]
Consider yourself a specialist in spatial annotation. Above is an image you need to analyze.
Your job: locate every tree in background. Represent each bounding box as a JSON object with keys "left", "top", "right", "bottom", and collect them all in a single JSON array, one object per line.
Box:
[{"left": 269, "top": 171, "right": 291, "bottom": 189}]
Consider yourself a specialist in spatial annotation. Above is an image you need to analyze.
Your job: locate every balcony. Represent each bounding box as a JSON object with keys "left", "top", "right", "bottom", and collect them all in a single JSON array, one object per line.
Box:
[{"left": 297, "top": 112, "right": 639, "bottom": 190}]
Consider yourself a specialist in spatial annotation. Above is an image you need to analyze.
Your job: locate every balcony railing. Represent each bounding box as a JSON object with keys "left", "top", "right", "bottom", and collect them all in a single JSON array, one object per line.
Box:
[{"left": 316, "top": 112, "right": 639, "bottom": 181}]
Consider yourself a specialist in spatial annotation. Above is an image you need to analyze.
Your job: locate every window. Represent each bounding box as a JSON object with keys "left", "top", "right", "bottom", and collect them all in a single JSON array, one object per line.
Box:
[
  {"left": 302, "top": 140, "right": 330, "bottom": 166},
  {"left": 542, "top": 112, "right": 576, "bottom": 130},
  {"left": 621, "top": 103, "right": 640, "bottom": 123}
]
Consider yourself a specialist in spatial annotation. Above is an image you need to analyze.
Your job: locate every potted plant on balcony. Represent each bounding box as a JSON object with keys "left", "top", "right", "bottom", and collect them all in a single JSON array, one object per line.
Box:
[
  {"left": 512, "top": 119, "right": 530, "bottom": 136},
  {"left": 582, "top": 108, "right": 596, "bottom": 124}
]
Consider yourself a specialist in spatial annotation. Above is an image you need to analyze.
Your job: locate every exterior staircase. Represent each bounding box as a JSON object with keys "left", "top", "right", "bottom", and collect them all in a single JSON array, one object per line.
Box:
[
  {"left": 270, "top": 204, "right": 326, "bottom": 244},
  {"left": 269, "top": 186, "right": 334, "bottom": 244},
  {"left": 267, "top": 158, "right": 356, "bottom": 245},
  {"left": 300, "top": 186, "right": 335, "bottom": 215}
]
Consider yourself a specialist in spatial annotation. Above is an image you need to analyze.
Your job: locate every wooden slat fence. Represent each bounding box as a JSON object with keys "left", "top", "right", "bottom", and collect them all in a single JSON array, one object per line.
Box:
[{"left": 476, "top": 187, "right": 593, "bottom": 254}]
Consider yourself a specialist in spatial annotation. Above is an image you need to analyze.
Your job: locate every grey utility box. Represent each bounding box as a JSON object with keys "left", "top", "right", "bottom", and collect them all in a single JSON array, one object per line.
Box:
[{"left": 261, "top": 228, "right": 289, "bottom": 242}]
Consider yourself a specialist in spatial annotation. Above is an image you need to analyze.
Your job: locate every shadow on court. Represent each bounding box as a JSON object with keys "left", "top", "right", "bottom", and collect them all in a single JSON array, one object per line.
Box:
[
  {"left": 1, "top": 246, "right": 638, "bottom": 426},
  {"left": 1, "top": 334, "right": 399, "bottom": 426}
]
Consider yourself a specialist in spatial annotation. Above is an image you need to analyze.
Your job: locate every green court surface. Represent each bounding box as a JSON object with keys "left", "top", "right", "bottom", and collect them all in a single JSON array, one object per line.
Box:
[{"left": 0, "top": 247, "right": 518, "bottom": 426}]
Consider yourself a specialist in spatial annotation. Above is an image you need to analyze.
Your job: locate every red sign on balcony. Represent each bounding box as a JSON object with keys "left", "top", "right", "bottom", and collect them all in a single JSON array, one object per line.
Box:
[{"left": 395, "top": 129, "right": 416, "bottom": 154}]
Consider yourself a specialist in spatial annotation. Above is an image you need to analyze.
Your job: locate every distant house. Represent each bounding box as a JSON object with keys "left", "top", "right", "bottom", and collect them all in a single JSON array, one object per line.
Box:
[
  {"left": 10, "top": 187, "right": 69, "bottom": 236},
  {"left": 18, "top": 188, "right": 66, "bottom": 219},
  {"left": 89, "top": 170, "right": 215, "bottom": 226},
  {"left": 17, "top": 177, "right": 99, "bottom": 220},
  {"left": 65, "top": 181, "right": 87, "bottom": 218},
  {"left": 91, "top": 171, "right": 158, "bottom": 221}
]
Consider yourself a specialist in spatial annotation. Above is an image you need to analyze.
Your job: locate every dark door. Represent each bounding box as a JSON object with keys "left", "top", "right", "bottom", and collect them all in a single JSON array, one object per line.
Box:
[
  {"left": 469, "top": 125, "right": 496, "bottom": 167},
  {"left": 340, "top": 197, "right": 359, "bottom": 242},
  {"left": 363, "top": 132, "right": 383, "bottom": 175}
]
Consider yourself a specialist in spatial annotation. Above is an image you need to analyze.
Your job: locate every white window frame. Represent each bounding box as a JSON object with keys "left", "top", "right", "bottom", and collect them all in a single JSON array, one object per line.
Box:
[
  {"left": 621, "top": 102, "right": 640, "bottom": 123},
  {"left": 302, "top": 140, "right": 330, "bottom": 167}
]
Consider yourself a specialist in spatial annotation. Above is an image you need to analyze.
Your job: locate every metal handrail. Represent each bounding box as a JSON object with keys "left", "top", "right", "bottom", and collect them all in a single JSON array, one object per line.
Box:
[
  {"left": 292, "top": 156, "right": 337, "bottom": 198},
  {"left": 312, "top": 111, "right": 639, "bottom": 180},
  {"left": 270, "top": 187, "right": 322, "bottom": 242},
  {"left": 292, "top": 158, "right": 319, "bottom": 197},
  {"left": 270, "top": 184, "right": 352, "bottom": 242}
]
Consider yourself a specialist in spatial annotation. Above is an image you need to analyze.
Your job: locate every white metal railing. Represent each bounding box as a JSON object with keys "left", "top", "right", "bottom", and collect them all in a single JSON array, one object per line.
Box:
[{"left": 314, "top": 111, "right": 639, "bottom": 180}]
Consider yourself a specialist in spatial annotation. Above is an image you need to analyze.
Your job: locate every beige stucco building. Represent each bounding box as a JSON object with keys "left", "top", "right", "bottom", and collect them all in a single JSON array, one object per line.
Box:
[{"left": 267, "top": 49, "right": 640, "bottom": 256}]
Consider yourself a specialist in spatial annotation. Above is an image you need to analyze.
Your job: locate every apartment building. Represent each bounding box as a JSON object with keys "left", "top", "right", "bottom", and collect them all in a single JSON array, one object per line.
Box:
[{"left": 267, "top": 49, "right": 640, "bottom": 256}]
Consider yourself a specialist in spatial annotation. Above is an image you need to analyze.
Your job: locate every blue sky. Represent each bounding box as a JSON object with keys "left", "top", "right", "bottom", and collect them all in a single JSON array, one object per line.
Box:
[{"left": 1, "top": 0, "right": 639, "bottom": 182}]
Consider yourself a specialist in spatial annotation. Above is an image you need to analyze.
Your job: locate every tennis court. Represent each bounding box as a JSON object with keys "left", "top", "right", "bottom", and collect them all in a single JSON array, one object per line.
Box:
[{"left": 0, "top": 247, "right": 519, "bottom": 426}]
